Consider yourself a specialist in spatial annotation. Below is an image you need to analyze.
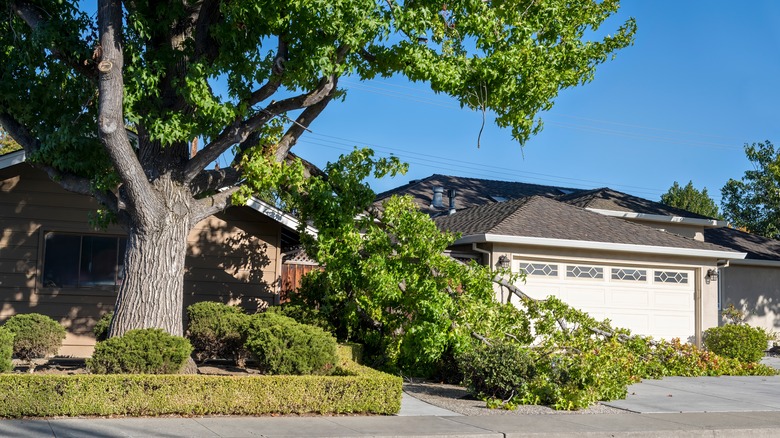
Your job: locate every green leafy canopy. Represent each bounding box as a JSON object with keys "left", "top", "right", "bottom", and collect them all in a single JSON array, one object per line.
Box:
[
  {"left": 660, "top": 180, "right": 721, "bottom": 219},
  {"left": 721, "top": 141, "right": 780, "bottom": 238},
  {"left": 1, "top": 0, "right": 635, "bottom": 182}
]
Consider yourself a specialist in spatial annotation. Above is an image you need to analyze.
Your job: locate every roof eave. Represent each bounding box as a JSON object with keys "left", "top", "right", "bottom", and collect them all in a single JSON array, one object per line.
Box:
[
  {"left": 454, "top": 233, "right": 746, "bottom": 260},
  {"left": 0, "top": 150, "right": 26, "bottom": 170},
  {"left": 586, "top": 208, "right": 727, "bottom": 228},
  {"left": 245, "top": 197, "right": 318, "bottom": 238},
  {"left": 728, "top": 258, "right": 780, "bottom": 267}
]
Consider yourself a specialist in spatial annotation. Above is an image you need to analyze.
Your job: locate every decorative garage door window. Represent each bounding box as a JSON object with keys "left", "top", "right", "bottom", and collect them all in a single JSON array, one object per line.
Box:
[
  {"left": 518, "top": 262, "right": 558, "bottom": 277},
  {"left": 566, "top": 265, "right": 604, "bottom": 279},
  {"left": 654, "top": 270, "right": 689, "bottom": 284},
  {"left": 611, "top": 268, "right": 647, "bottom": 282}
]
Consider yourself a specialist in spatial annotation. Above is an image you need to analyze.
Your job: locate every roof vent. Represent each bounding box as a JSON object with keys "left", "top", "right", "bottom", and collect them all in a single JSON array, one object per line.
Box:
[
  {"left": 448, "top": 189, "right": 457, "bottom": 215},
  {"left": 431, "top": 187, "right": 444, "bottom": 208}
]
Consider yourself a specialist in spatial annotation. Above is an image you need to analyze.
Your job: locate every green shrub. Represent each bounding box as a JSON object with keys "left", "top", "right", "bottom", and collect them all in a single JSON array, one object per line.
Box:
[
  {"left": 0, "top": 360, "right": 402, "bottom": 418},
  {"left": 0, "top": 328, "right": 13, "bottom": 373},
  {"left": 265, "top": 303, "right": 335, "bottom": 333},
  {"left": 87, "top": 329, "right": 193, "bottom": 374},
  {"left": 245, "top": 313, "right": 338, "bottom": 375},
  {"left": 704, "top": 324, "right": 769, "bottom": 363},
  {"left": 457, "top": 341, "right": 534, "bottom": 401},
  {"left": 186, "top": 301, "right": 249, "bottom": 364},
  {"left": 93, "top": 312, "right": 113, "bottom": 342},
  {"left": 3, "top": 313, "right": 66, "bottom": 362}
]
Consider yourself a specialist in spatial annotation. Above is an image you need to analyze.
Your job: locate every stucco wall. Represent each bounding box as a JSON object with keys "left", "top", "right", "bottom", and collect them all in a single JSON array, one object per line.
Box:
[
  {"left": 720, "top": 263, "right": 780, "bottom": 332},
  {"left": 1, "top": 163, "right": 281, "bottom": 357}
]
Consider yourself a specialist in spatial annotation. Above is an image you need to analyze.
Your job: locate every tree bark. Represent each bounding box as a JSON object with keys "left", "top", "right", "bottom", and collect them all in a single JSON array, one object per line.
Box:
[{"left": 108, "top": 177, "right": 194, "bottom": 338}]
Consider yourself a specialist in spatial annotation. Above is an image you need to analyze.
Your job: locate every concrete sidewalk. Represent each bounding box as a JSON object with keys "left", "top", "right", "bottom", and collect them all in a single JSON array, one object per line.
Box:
[{"left": 3, "top": 412, "right": 780, "bottom": 437}]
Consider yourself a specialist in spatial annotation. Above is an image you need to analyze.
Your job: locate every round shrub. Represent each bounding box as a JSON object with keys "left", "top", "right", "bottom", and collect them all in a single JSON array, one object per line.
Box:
[
  {"left": 93, "top": 312, "right": 113, "bottom": 342},
  {"left": 245, "top": 312, "right": 338, "bottom": 375},
  {"left": 704, "top": 324, "right": 769, "bottom": 363},
  {"left": 186, "top": 301, "right": 249, "bottom": 363},
  {"left": 0, "top": 327, "right": 13, "bottom": 373},
  {"left": 457, "top": 341, "right": 535, "bottom": 401},
  {"left": 86, "top": 328, "right": 193, "bottom": 374},
  {"left": 3, "top": 313, "right": 66, "bottom": 361}
]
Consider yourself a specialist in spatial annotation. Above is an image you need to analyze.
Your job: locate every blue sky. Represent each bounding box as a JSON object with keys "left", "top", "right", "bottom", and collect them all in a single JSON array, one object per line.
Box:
[{"left": 263, "top": 1, "right": 780, "bottom": 206}]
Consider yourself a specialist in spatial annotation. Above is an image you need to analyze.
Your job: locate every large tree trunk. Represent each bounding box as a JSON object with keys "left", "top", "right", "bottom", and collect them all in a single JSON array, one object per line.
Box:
[{"left": 108, "top": 178, "right": 194, "bottom": 338}]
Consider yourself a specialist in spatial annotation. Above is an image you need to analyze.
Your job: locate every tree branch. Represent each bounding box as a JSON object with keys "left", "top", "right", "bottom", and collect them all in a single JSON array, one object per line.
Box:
[
  {"left": 188, "top": 167, "right": 242, "bottom": 197},
  {"left": 97, "top": 0, "right": 155, "bottom": 217},
  {"left": 10, "top": 0, "right": 97, "bottom": 80},
  {"left": 0, "top": 112, "right": 40, "bottom": 152},
  {"left": 273, "top": 87, "right": 336, "bottom": 162},
  {"left": 192, "top": 185, "right": 240, "bottom": 222},
  {"left": 184, "top": 71, "right": 339, "bottom": 183}
]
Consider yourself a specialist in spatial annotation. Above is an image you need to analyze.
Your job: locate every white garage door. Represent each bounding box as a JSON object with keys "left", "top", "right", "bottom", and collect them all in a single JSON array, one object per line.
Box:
[{"left": 513, "top": 260, "right": 695, "bottom": 342}]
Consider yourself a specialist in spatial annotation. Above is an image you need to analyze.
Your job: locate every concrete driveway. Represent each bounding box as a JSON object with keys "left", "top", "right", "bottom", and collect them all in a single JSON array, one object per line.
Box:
[{"left": 603, "top": 375, "right": 780, "bottom": 413}]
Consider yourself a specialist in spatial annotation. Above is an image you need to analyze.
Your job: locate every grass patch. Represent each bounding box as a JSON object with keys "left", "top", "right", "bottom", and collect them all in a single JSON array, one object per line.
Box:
[{"left": 0, "top": 345, "right": 401, "bottom": 418}]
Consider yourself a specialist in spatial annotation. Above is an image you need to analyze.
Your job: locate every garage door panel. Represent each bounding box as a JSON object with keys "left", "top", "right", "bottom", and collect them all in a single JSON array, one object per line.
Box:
[
  {"left": 560, "top": 286, "right": 607, "bottom": 307},
  {"left": 654, "top": 291, "right": 693, "bottom": 310},
  {"left": 608, "top": 313, "right": 650, "bottom": 335},
  {"left": 514, "top": 261, "right": 695, "bottom": 341},
  {"left": 610, "top": 289, "right": 650, "bottom": 308}
]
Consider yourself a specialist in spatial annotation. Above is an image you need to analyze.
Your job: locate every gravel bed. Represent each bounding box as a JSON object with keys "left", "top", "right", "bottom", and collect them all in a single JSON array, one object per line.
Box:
[{"left": 403, "top": 381, "right": 628, "bottom": 416}]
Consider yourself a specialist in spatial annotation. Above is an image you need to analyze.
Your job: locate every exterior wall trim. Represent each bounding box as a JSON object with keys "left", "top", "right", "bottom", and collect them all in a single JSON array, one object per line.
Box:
[
  {"left": 454, "top": 234, "right": 747, "bottom": 260},
  {"left": 586, "top": 208, "right": 727, "bottom": 228}
]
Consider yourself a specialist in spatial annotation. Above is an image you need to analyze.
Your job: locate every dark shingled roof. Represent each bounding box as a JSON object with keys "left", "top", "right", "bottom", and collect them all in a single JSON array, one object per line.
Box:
[
  {"left": 375, "top": 174, "right": 583, "bottom": 215},
  {"left": 557, "top": 188, "right": 717, "bottom": 220},
  {"left": 435, "top": 196, "right": 739, "bottom": 253},
  {"left": 704, "top": 227, "right": 780, "bottom": 261}
]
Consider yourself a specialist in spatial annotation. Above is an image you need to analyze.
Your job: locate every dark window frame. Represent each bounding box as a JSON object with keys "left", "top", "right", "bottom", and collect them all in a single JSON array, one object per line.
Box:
[{"left": 41, "top": 231, "right": 127, "bottom": 289}]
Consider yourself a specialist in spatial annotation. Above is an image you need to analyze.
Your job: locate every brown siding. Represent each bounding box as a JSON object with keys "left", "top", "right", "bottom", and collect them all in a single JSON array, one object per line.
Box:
[{"left": 1, "top": 163, "right": 282, "bottom": 356}]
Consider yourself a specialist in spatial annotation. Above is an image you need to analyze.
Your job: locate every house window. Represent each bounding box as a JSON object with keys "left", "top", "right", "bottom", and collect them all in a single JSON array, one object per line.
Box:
[
  {"left": 611, "top": 268, "right": 647, "bottom": 282},
  {"left": 566, "top": 265, "right": 603, "bottom": 279},
  {"left": 42, "top": 232, "right": 127, "bottom": 288},
  {"left": 518, "top": 262, "right": 558, "bottom": 277},
  {"left": 654, "top": 270, "right": 688, "bottom": 284}
]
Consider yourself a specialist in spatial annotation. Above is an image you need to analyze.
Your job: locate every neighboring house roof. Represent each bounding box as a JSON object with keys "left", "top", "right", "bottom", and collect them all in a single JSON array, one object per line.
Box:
[
  {"left": 557, "top": 187, "right": 718, "bottom": 220},
  {"left": 374, "top": 174, "right": 582, "bottom": 214},
  {"left": 704, "top": 227, "right": 780, "bottom": 262},
  {"left": 435, "top": 196, "right": 744, "bottom": 259},
  {"left": 1, "top": 150, "right": 317, "bottom": 240}
]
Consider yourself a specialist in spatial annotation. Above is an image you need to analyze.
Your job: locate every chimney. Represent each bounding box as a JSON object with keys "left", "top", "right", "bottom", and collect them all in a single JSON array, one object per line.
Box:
[
  {"left": 431, "top": 187, "right": 444, "bottom": 208},
  {"left": 448, "top": 189, "right": 456, "bottom": 215}
]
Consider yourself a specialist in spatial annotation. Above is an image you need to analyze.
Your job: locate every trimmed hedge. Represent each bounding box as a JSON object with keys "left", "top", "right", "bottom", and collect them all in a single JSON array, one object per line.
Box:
[
  {"left": 0, "top": 328, "right": 13, "bottom": 373},
  {"left": 186, "top": 302, "right": 249, "bottom": 364},
  {"left": 0, "top": 345, "right": 402, "bottom": 418}
]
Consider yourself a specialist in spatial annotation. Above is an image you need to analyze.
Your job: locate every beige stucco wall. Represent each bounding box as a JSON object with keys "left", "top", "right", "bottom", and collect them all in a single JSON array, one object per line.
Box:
[
  {"left": 481, "top": 242, "right": 721, "bottom": 344},
  {"left": 1, "top": 164, "right": 281, "bottom": 357},
  {"left": 620, "top": 219, "right": 706, "bottom": 241},
  {"left": 720, "top": 263, "right": 780, "bottom": 333}
]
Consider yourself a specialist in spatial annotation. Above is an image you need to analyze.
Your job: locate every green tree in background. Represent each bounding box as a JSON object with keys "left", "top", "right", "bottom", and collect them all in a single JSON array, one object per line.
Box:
[
  {"left": 0, "top": 128, "right": 21, "bottom": 155},
  {"left": 660, "top": 181, "right": 721, "bottom": 219},
  {"left": 0, "top": 1, "right": 635, "bottom": 338},
  {"left": 721, "top": 141, "right": 780, "bottom": 239}
]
